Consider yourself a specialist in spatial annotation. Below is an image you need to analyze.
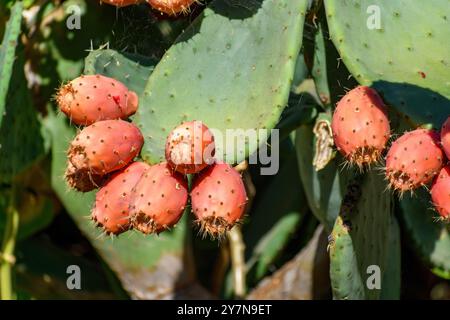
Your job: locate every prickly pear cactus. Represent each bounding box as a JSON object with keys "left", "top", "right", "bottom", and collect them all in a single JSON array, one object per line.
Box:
[
  {"left": 329, "top": 171, "right": 397, "bottom": 300},
  {"left": 135, "top": 0, "right": 309, "bottom": 164},
  {"left": 324, "top": 0, "right": 450, "bottom": 127}
]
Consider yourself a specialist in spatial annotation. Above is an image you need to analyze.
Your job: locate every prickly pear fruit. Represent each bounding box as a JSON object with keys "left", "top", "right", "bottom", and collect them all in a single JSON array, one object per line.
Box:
[
  {"left": 165, "top": 120, "right": 215, "bottom": 174},
  {"left": 191, "top": 163, "right": 247, "bottom": 239},
  {"left": 386, "top": 129, "right": 444, "bottom": 193},
  {"left": 68, "top": 120, "right": 143, "bottom": 176},
  {"left": 147, "top": 0, "right": 197, "bottom": 16},
  {"left": 130, "top": 162, "right": 188, "bottom": 234},
  {"left": 56, "top": 75, "right": 138, "bottom": 125},
  {"left": 331, "top": 86, "right": 390, "bottom": 167},
  {"left": 431, "top": 167, "right": 450, "bottom": 222},
  {"left": 92, "top": 162, "right": 149, "bottom": 235},
  {"left": 65, "top": 161, "right": 107, "bottom": 192},
  {"left": 440, "top": 117, "right": 450, "bottom": 160},
  {"left": 100, "top": 0, "right": 143, "bottom": 7}
]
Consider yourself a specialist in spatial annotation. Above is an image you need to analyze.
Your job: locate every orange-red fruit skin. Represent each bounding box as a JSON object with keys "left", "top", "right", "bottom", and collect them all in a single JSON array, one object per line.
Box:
[
  {"left": 191, "top": 163, "right": 247, "bottom": 238},
  {"left": 92, "top": 162, "right": 149, "bottom": 235},
  {"left": 130, "top": 162, "right": 188, "bottom": 234},
  {"left": 56, "top": 75, "right": 138, "bottom": 125},
  {"left": 331, "top": 86, "right": 390, "bottom": 166},
  {"left": 147, "top": 0, "right": 196, "bottom": 15},
  {"left": 165, "top": 121, "right": 215, "bottom": 174},
  {"left": 440, "top": 117, "right": 450, "bottom": 160},
  {"left": 68, "top": 120, "right": 144, "bottom": 175},
  {"left": 100, "top": 0, "right": 144, "bottom": 7},
  {"left": 386, "top": 129, "right": 444, "bottom": 192},
  {"left": 431, "top": 166, "right": 450, "bottom": 221}
]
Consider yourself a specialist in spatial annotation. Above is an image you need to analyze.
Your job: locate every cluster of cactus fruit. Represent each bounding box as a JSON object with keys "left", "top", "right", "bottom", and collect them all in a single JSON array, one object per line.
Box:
[
  {"left": 99, "top": 0, "right": 199, "bottom": 16},
  {"left": 331, "top": 86, "right": 450, "bottom": 222},
  {"left": 56, "top": 74, "right": 247, "bottom": 238}
]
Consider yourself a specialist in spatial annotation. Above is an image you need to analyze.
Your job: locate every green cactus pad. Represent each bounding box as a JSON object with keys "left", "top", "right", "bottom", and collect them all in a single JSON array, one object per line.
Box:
[
  {"left": 324, "top": 0, "right": 450, "bottom": 127},
  {"left": 135, "top": 0, "right": 309, "bottom": 164},
  {"left": 380, "top": 217, "right": 401, "bottom": 300},
  {"left": 0, "top": 1, "right": 22, "bottom": 127},
  {"left": 399, "top": 189, "right": 450, "bottom": 279},
  {"left": 329, "top": 171, "right": 394, "bottom": 300},
  {"left": 84, "top": 49, "right": 157, "bottom": 95}
]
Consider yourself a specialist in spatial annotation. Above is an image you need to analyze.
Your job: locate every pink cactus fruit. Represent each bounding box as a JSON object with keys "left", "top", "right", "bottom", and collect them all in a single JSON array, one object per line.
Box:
[
  {"left": 68, "top": 119, "right": 144, "bottom": 176},
  {"left": 386, "top": 129, "right": 445, "bottom": 193},
  {"left": 130, "top": 162, "right": 188, "bottom": 234},
  {"left": 92, "top": 162, "right": 149, "bottom": 235},
  {"left": 331, "top": 86, "right": 390, "bottom": 168},
  {"left": 190, "top": 163, "right": 247, "bottom": 239},
  {"left": 165, "top": 120, "right": 215, "bottom": 175},
  {"left": 56, "top": 75, "right": 138, "bottom": 126}
]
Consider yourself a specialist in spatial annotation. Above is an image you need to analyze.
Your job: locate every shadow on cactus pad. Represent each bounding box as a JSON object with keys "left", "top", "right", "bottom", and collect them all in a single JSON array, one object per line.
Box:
[{"left": 372, "top": 81, "right": 450, "bottom": 129}]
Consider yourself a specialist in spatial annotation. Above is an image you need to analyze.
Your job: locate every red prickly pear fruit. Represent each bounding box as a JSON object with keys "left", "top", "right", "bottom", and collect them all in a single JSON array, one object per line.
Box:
[
  {"left": 147, "top": 0, "right": 197, "bottom": 16},
  {"left": 431, "top": 168, "right": 450, "bottom": 222},
  {"left": 165, "top": 120, "right": 215, "bottom": 174},
  {"left": 56, "top": 75, "right": 138, "bottom": 126},
  {"left": 190, "top": 163, "right": 247, "bottom": 239},
  {"left": 130, "top": 162, "right": 188, "bottom": 234},
  {"left": 433, "top": 166, "right": 450, "bottom": 183},
  {"left": 385, "top": 129, "right": 445, "bottom": 193},
  {"left": 331, "top": 86, "right": 390, "bottom": 167},
  {"left": 65, "top": 161, "right": 108, "bottom": 192},
  {"left": 92, "top": 162, "right": 149, "bottom": 235},
  {"left": 100, "top": 0, "right": 143, "bottom": 7},
  {"left": 440, "top": 117, "right": 450, "bottom": 160},
  {"left": 68, "top": 119, "right": 144, "bottom": 176}
]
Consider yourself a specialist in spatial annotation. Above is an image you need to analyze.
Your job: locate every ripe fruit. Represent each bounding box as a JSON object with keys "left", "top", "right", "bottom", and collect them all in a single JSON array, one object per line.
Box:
[
  {"left": 147, "top": 0, "right": 197, "bottom": 16},
  {"left": 100, "top": 0, "right": 143, "bottom": 7},
  {"left": 191, "top": 163, "right": 247, "bottom": 239},
  {"left": 92, "top": 162, "right": 149, "bottom": 235},
  {"left": 440, "top": 116, "right": 450, "bottom": 160},
  {"left": 68, "top": 119, "right": 143, "bottom": 176},
  {"left": 385, "top": 129, "right": 444, "bottom": 193},
  {"left": 65, "top": 161, "right": 107, "bottom": 192},
  {"left": 165, "top": 121, "right": 215, "bottom": 174},
  {"left": 56, "top": 75, "right": 138, "bottom": 125},
  {"left": 431, "top": 167, "right": 450, "bottom": 222},
  {"left": 130, "top": 162, "right": 188, "bottom": 234},
  {"left": 331, "top": 86, "right": 390, "bottom": 167}
]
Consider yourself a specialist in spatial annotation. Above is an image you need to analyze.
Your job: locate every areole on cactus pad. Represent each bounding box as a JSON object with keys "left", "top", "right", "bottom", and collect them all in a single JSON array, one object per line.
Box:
[
  {"left": 191, "top": 162, "right": 247, "bottom": 239},
  {"left": 92, "top": 162, "right": 150, "bottom": 235},
  {"left": 331, "top": 86, "right": 390, "bottom": 168},
  {"left": 56, "top": 75, "right": 139, "bottom": 126},
  {"left": 385, "top": 129, "right": 445, "bottom": 193},
  {"left": 130, "top": 162, "right": 189, "bottom": 234}
]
